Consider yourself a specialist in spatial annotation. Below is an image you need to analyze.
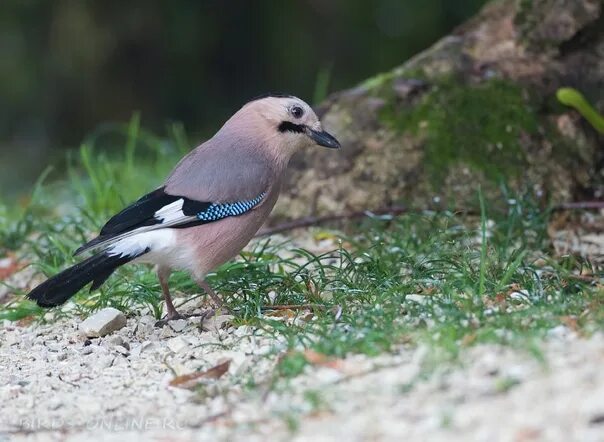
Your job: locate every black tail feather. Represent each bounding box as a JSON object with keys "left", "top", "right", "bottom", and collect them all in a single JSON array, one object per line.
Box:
[
  {"left": 89, "top": 267, "right": 117, "bottom": 292},
  {"left": 27, "top": 252, "right": 138, "bottom": 308}
]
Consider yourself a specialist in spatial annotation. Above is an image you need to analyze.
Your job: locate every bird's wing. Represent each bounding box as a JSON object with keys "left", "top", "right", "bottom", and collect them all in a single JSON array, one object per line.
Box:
[
  {"left": 164, "top": 137, "right": 274, "bottom": 202},
  {"left": 74, "top": 186, "right": 268, "bottom": 255}
]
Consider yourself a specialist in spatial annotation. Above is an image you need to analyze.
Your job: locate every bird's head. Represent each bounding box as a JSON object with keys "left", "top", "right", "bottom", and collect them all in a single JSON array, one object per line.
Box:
[{"left": 224, "top": 94, "right": 340, "bottom": 162}]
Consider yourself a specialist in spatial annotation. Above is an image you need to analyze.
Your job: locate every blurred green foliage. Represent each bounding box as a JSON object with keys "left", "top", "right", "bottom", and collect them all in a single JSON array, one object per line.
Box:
[{"left": 0, "top": 0, "right": 487, "bottom": 194}]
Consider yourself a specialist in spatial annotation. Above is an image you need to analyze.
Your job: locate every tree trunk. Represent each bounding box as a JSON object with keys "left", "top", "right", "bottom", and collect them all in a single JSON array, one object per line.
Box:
[{"left": 277, "top": 0, "right": 604, "bottom": 219}]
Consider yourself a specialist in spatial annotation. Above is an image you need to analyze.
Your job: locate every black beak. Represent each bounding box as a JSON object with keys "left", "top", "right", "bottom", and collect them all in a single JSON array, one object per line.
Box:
[{"left": 307, "top": 128, "right": 341, "bottom": 149}]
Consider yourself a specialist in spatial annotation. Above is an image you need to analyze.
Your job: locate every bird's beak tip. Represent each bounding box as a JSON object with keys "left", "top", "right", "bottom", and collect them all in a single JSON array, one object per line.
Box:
[{"left": 308, "top": 128, "right": 341, "bottom": 149}]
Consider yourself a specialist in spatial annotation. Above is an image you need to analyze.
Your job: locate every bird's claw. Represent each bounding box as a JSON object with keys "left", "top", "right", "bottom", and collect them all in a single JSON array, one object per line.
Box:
[{"left": 154, "top": 312, "right": 186, "bottom": 327}]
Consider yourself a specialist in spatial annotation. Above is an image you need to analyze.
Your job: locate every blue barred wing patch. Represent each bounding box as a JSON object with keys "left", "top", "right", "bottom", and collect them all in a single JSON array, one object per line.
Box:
[{"left": 197, "top": 193, "right": 266, "bottom": 222}]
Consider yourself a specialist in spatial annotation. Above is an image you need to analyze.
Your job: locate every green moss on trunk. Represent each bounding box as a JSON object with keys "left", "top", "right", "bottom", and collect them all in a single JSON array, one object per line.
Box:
[{"left": 381, "top": 78, "right": 538, "bottom": 186}]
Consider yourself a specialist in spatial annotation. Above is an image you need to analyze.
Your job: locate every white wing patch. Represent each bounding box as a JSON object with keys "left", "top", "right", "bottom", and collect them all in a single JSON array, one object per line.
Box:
[
  {"left": 107, "top": 230, "right": 177, "bottom": 258},
  {"left": 154, "top": 199, "right": 185, "bottom": 223}
]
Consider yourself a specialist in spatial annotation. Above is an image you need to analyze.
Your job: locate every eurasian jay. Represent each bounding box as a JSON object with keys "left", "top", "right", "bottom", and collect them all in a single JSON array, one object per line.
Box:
[{"left": 27, "top": 94, "right": 340, "bottom": 320}]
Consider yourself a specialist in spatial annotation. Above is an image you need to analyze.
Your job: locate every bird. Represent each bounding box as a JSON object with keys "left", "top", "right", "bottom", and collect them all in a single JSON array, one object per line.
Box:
[{"left": 26, "top": 94, "right": 340, "bottom": 321}]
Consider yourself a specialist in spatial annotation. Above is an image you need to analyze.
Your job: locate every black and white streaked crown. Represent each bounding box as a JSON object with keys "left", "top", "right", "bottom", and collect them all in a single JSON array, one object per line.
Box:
[{"left": 247, "top": 93, "right": 295, "bottom": 103}]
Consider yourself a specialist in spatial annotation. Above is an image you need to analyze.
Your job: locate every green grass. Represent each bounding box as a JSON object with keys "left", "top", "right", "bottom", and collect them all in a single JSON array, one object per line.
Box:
[{"left": 1, "top": 119, "right": 603, "bottom": 378}]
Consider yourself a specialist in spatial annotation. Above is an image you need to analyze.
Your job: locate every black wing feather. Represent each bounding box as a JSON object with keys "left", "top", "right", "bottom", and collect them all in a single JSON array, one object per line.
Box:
[
  {"left": 75, "top": 186, "right": 211, "bottom": 255},
  {"left": 100, "top": 187, "right": 179, "bottom": 235}
]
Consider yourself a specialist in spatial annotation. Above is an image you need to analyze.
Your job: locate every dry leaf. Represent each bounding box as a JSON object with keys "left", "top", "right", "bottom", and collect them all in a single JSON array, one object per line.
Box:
[
  {"left": 461, "top": 333, "right": 477, "bottom": 347},
  {"left": 560, "top": 315, "right": 579, "bottom": 332},
  {"left": 494, "top": 292, "right": 509, "bottom": 304},
  {"left": 169, "top": 359, "right": 231, "bottom": 389},
  {"left": 418, "top": 285, "right": 437, "bottom": 295},
  {"left": 514, "top": 427, "right": 541, "bottom": 442},
  {"left": 303, "top": 350, "right": 344, "bottom": 370},
  {"left": 265, "top": 309, "right": 297, "bottom": 319},
  {"left": 302, "top": 312, "right": 315, "bottom": 322},
  {"left": 0, "top": 254, "right": 24, "bottom": 280},
  {"left": 17, "top": 316, "right": 35, "bottom": 327},
  {"left": 313, "top": 231, "right": 338, "bottom": 241},
  {"left": 305, "top": 279, "right": 319, "bottom": 298},
  {"left": 303, "top": 349, "right": 330, "bottom": 365}
]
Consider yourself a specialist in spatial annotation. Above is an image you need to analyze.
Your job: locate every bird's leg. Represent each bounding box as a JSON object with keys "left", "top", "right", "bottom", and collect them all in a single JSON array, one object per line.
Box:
[
  {"left": 194, "top": 277, "right": 230, "bottom": 316},
  {"left": 157, "top": 266, "right": 185, "bottom": 323}
]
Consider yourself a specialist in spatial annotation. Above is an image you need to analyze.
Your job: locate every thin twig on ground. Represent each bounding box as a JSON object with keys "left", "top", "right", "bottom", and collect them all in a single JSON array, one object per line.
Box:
[
  {"left": 259, "top": 303, "right": 325, "bottom": 311},
  {"left": 256, "top": 201, "right": 604, "bottom": 237}
]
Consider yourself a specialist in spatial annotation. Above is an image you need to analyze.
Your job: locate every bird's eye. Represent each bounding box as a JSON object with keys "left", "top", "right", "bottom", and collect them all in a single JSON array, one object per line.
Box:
[{"left": 290, "top": 105, "right": 304, "bottom": 119}]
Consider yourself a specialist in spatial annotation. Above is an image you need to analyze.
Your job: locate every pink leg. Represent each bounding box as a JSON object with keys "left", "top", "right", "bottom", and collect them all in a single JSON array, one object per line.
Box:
[
  {"left": 158, "top": 266, "right": 184, "bottom": 320},
  {"left": 194, "top": 277, "right": 225, "bottom": 307}
]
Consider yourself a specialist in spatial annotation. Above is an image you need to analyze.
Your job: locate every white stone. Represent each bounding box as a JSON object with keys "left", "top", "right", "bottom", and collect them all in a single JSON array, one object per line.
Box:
[
  {"left": 4, "top": 333, "right": 21, "bottom": 346},
  {"left": 159, "top": 326, "right": 176, "bottom": 339},
  {"left": 114, "top": 345, "right": 130, "bottom": 356},
  {"left": 169, "top": 319, "right": 188, "bottom": 332},
  {"left": 167, "top": 336, "right": 190, "bottom": 353},
  {"left": 405, "top": 294, "right": 429, "bottom": 305},
  {"left": 234, "top": 325, "right": 253, "bottom": 337},
  {"left": 79, "top": 308, "right": 127, "bottom": 337},
  {"left": 202, "top": 314, "right": 234, "bottom": 333},
  {"left": 130, "top": 341, "right": 155, "bottom": 358},
  {"left": 548, "top": 325, "right": 572, "bottom": 340},
  {"left": 267, "top": 290, "right": 278, "bottom": 304},
  {"left": 48, "top": 397, "right": 63, "bottom": 410},
  {"left": 107, "top": 335, "right": 129, "bottom": 349},
  {"left": 97, "top": 356, "right": 115, "bottom": 369},
  {"left": 509, "top": 290, "right": 531, "bottom": 303}
]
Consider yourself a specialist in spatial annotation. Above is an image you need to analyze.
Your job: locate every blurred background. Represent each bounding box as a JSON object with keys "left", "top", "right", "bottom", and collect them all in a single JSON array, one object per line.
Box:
[{"left": 0, "top": 0, "right": 487, "bottom": 196}]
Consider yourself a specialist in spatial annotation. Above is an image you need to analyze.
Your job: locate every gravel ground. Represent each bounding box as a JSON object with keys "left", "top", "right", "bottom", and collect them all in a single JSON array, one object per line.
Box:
[
  {"left": 2, "top": 226, "right": 604, "bottom": 441},
  {"left": 1, "top": 309, "right": 603, "bottom": 442}
]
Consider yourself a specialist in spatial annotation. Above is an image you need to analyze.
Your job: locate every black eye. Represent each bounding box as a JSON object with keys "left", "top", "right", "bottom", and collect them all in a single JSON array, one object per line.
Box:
[{"left": 291, "top": 105, "right": 304, "bottom": 119}]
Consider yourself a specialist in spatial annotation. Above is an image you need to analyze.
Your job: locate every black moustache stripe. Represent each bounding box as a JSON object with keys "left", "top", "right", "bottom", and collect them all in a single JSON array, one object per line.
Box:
[{"left": 278, "top": 121, "right": 306, "bottom": 133}]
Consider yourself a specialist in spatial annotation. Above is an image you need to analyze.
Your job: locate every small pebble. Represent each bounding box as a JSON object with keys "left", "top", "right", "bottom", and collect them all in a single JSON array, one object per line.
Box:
[
  {"left": 130, "top": 341, "right": 155, "bottom": 358},
  {"left": 167, "top": 336, "right": 189, "bottom": 353},
  {"left": 79, "top": 308, "right": 127, "bottom": 337},
  {"left": 107, "top": 335, "right": 126, "bottom": 347},
  {"left": 169, "top": 319, "right": 188, "bottom": 333},
  {"left": 202, "top": 314, "right": 234, "bottom": 333},
  {"left": 114, "top": 345, "right": 130, "bottom": 356}
]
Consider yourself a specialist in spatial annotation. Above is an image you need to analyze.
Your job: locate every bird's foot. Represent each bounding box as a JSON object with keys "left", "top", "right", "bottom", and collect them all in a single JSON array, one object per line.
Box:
[
  {"left": 154, "top": 311, "right": 187, "bottom": 327},
  {"left": 154, "top": 310, "right": 224, "bottom": 328}
]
